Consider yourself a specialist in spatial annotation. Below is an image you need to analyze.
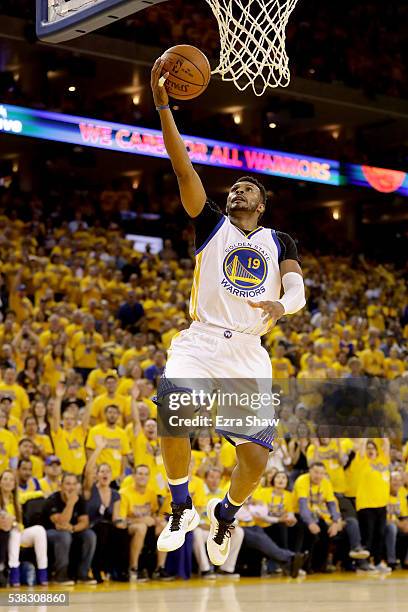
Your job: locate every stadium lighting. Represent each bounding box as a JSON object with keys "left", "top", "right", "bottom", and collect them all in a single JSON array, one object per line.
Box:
[
  {"left": 132, "top": 94, "right": 140, "bottom": 106},
  {"left": 68, "top": 85, "right": 76, "bottom": 92},
  {"left": 233, "top": 112, "right": 242, "bottom": 125},
  {"left": 332, "top": 209, "right": 341, "bottom": 221},
  {"left": 269, "top": 122, "right": 277, "bottom": 129}
]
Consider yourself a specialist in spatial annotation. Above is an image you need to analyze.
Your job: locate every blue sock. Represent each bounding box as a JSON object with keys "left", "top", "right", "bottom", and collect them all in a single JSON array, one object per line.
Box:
[
  {"left": 218, "top": 493, "right": 242, "bottom": 522},
  {"left": 168, "top": 477, "right": 190, "bottom": 505}
]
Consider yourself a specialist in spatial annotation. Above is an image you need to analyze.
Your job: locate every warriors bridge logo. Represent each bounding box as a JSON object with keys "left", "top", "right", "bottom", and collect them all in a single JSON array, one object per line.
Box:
[{"left": 222, "top": 246, "right": 268, "bottom": 298}]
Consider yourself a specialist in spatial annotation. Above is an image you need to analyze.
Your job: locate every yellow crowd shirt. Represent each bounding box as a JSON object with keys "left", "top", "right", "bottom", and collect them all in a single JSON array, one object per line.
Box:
[
  {"left": 306, "top": 440, "right": 351, "bottom": 494},
  {"left": 293, "top": 473, "right": 336, "bottom": 524},
  {"left": 355, "top": 453, "right": 390, "bottom": 511},
  {"left": 387, "top": 488, "right": 408, "bottom": 522},
  {"left": 252, "top": 486, "right": 294, "bottom": 527},
  {"left": 0, "top": 428, "right": 18, "bottom": 472},
  {"left": 91, "top": 392, "right": 131, "bottom": 425},
  {"left": 86, "top": 423, "right": 130, "bottom": 480},
  {"left": 119, "top": 484, "right": 158, "bottom": 519},
  {"left": 51, "top": 426, "right": 87, "bottom": 476}
]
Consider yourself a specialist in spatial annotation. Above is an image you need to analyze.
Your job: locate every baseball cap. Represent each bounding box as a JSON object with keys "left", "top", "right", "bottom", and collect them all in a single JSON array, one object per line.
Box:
[
  {"left": 45, "top": 455, "right": 61, "bottom": 466},
  {"left": 18, "top": 284, "right": 26, "bottom": 291}
]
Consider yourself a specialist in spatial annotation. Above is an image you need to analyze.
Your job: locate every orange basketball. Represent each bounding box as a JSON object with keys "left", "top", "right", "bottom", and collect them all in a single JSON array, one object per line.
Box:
[{"left": 161, "top": 45, "right": 211, "bottom": 100}]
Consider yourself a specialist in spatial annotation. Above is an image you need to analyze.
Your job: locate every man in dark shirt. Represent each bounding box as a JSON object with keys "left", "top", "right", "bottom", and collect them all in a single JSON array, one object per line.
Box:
[
  {"left": 117, "top": 290, "right": 144, "bottom": 331},
  {"left": 43, "top": 473, "right": 96, "bottom": 585}
]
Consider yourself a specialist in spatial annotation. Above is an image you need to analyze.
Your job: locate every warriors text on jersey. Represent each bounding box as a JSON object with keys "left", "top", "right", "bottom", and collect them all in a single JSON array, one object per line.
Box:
[{"left": 189, "top": 200, "right": 300, "bottom": 336}]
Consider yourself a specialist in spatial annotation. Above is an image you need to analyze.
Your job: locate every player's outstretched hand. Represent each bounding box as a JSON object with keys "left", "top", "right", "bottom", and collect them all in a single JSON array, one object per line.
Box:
[
  {"left": 151, "top": 58, "right": 170, "bottom": 107},
  {"left": 248, "top": 300, "right": 285, "bottom": 325}
]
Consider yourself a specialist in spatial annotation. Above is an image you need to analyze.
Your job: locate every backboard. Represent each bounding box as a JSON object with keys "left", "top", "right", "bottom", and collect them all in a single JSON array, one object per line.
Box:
[{"left": 36, "top": 0, "right": 169, "bottom": 43}]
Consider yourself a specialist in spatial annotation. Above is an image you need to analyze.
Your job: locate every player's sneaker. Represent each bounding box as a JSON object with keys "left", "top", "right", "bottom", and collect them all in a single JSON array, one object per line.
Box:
[
  {"left": 157, "top": 496, "right": 200, "bottom": 552},
  {"left": 206, "top": 498, "right": 235, "bottom": 566}
]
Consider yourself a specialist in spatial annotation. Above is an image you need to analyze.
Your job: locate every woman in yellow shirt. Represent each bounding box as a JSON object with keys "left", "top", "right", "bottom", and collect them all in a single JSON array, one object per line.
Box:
[
  {"left": 356, "top": 438, "right": 391, "bottom": 571},
  {"left": 43, "top": 343, "right": 73, "bottom": 391},
  {"left": 252, "top": 471, "right": 296, "bottom": 549},
  {"left": 0, "top": 469, "right": 48, "bottom": 586}
]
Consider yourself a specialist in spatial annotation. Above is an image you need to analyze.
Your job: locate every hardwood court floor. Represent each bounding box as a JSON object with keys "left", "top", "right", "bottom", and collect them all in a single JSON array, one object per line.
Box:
[{"left": 3, "top": 572, "right": 407, "bottom": 612}]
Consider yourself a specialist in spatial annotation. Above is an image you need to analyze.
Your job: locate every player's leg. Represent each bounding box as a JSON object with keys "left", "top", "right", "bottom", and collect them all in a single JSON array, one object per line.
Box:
[
  {"left": 207, "top": 441, "right": 269, "bottom": 565},
  {"left": 157, "top": 328, "right": 213, "bottom": 553}
]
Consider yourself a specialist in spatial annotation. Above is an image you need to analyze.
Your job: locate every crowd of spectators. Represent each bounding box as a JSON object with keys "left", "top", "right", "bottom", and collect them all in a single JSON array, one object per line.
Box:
[{"left": 0, "top": 189, "right": 407, "bottom": 586}]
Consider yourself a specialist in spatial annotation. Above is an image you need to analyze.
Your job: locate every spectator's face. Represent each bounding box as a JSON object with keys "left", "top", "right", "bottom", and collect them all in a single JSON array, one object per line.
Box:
[
  {"left": 366, "top": 442, "right": 378, "bottom": 459},
  {"left": 105, "top": 407, "right": 119, "bottom": 425},
  {"left": 273, "top": 472, "right": 288, "bottom": 490},
  {"left": 19, "top": 440, "right": 34, "bottom": 458},
  {"left": 309, "top": 465, "right": 326, "bottom": 485},
  {"left": 143, "top": 419, "right": 157, "bottom": 440},
  {"left": 33, "top": 402, "right": 46, "bottom": 418},
  {"left": 205, "top": 469, "right": 221, "bottom": 492},
  {"left": 0, "top": 400, "right": 11, "bottom": 415},
  {"left": 0, "top": 471, "right": 15, "bottom": 494},
  {"left": 96, "top": 464, "right": 112, "bottom": 486},
  {"left": 137, "top": 403, "right": 149, "bottom": 422},
  {"left": 105, "top": 378, "right": 117, "bottom": 394},
  {"left": 62, "top": 476, "right": 78, "bottom": 496},
  {"left": 390, "top": 473, "right": 402, "bottom": 493},
  {"left": 63, "top": 411, "right": 76, "bottom": 430},
  {"left": 24, "top": 417, "right": 37, "bottom": 436},
  {"left": 4, "top": 369, "right": 16, "bottom": 385},
  {"left": 131, "top": 364, "right": 142, "bottom": 379},
  {"left": 18, "top": 461, "right": 33, "bottom": 483},
  {"left": 134, "top": 467, "right": 150, "bottom": 487},
  {"left": 47, "top": 462, "right": 62, "bottom": 478}
]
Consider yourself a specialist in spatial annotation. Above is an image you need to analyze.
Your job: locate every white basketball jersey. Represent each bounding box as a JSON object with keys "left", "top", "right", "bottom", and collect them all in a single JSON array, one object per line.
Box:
[{"left": 189, "top": 214, "right": 282, "bottom": 336}]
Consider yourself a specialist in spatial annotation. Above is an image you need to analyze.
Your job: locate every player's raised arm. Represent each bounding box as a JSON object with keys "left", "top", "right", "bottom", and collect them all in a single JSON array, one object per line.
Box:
[{"left": 151, "top": 58, "right": 206, "bottom": 218}]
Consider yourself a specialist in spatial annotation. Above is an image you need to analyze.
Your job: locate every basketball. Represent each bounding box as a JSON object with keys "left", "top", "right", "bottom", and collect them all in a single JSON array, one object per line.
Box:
[{"left": 161, "top": 44, "right": 211, "bottom": 100}]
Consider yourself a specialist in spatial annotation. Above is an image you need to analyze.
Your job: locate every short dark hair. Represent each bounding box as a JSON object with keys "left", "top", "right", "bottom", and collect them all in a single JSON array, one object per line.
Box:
[
  {"left": 104, "top": 404, "right": 120, "bottom": 413},
  {"left": 62, "top": 472, "right": 78, "bottom": 483},
  {"left": 235, "top": 176, "right": 267, "bottom": 204},
  {"left": 309, "top": 461, "right": 325, "bottom": 470},
  {"left": 17, "top": 458, "right": 32, "bottom": 469}
]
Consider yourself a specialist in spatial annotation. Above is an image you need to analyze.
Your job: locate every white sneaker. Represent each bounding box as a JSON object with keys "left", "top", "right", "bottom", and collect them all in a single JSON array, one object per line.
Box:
[
  {"left": 375, "top": 563, "right": 392, "bottom": 574},
  {"left": 206, "top": 498, "right": 234, "bottom": 566},
  {"left": 157, "top": 496, "right": 200, "bottom": 552}
]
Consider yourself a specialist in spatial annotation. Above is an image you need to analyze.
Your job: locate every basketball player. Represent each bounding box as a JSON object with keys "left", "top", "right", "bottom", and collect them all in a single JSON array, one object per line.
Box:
[{"left": 151, "top": 58, "right": 306, "bottom": 567}]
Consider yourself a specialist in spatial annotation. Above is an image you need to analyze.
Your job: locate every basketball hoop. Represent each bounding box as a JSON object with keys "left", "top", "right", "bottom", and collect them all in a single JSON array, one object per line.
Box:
[{"left": 204, "top": 0, "right": 300, "bottom": 96}]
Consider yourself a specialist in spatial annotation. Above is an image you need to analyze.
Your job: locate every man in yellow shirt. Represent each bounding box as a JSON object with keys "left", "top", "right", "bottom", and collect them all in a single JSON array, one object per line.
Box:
[
  {"left": 86, "top": 356, "right": 117, "bottom": 397},
  {"left": 18, "top": 439, "right": 44, "bottom": 479},
  {"left": 39, "top": 456, "right": 62, "bottom": 497},
  {"left": 293, "top": 462, "right": 343, "bottom": 572},
  {"left": 0, "top": 408, "right": 18, "bottom": 472},
  {"left": 385, "top": 471, "right": 408, "bottom": 569},
  {"left": 355, "top": 439, "right": 391, "bottom": 572},
  {"left": 118, "top": 333, "right": 149, "bottom": 375},
  {"left": 51, "top": 385, "right": 89, "bottom": 477},
  {"left": 384, "top": 348, "right": 406, "bottom": 380},
  {"left": 0, "top": 368, "right": 30, "bottom": 419},
  {"left": 358, "top": 338, "right": 385, "bottom": 376},
  {"left": 70, "top": 315, "right": 103, "bottom": 381},
  {"left": 86, "top": 405, "right": 131, "bottom": 483},
  {"left": 90, "top": 375, "right": 131, "bottom": 426},
  {"left": 119, "top": 465, "right": 168, "bottom": 581}
]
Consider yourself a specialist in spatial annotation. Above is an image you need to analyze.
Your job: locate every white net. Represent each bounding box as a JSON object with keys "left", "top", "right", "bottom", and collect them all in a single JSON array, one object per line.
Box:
[{"left": 204, "top": 0, "right": 300, "bottom": 96}]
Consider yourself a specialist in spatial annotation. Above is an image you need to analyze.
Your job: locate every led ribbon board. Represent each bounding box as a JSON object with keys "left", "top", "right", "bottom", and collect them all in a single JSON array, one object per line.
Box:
[{"left": 1, "top": 103, "right": 407, "bottom": 195}]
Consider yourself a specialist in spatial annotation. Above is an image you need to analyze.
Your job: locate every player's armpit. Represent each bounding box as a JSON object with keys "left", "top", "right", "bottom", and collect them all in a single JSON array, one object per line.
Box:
[{"left": 176, "top": 168, "right": 207, "bottom": 217}]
